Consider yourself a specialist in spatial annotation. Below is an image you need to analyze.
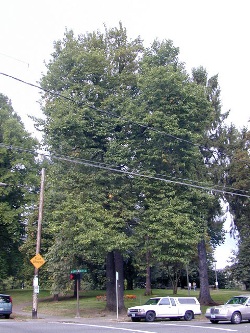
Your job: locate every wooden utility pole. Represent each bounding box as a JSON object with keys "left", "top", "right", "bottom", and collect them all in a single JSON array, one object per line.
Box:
[{"left": 32, "top": 168, "right": 45, "bottom": 319}]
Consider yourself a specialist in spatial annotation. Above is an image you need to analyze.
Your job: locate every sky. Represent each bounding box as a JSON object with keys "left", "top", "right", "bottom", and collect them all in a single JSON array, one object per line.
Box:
[{"left": 1, "top": 0, "right": 248, "bottom": 269}]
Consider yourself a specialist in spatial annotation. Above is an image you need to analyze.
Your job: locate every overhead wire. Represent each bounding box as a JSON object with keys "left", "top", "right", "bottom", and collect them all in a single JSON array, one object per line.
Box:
[
  {"left": 55, "top": 155, "right": 250, "bottom": 198},
  {"left": 2, "top": 71, "right": 247, "bottom": 166},
  {"left": 0, "top": 141, "right": 245, "bottom": 195},
  {"left": 0, "top": 143, "right": 249, "bottom": 198},
  {"left": 0, "top": 53, "right": 29, "bottom": 67},
  {"left": 0, "top": 72, "right": 212, "bottom": 150},
  {"left": 0, "top": 72, "right": 249, "bottom": 197}
]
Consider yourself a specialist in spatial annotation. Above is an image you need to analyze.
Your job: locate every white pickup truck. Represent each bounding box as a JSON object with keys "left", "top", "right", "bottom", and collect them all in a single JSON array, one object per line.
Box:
[{"left": 127, "top": 296, "right": 201, "bottom": 322}]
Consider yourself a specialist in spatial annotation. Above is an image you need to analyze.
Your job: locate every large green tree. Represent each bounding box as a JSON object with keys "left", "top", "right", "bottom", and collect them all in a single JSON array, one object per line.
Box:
[
  {"left": 38, "top": 23, "right": 227, "bottom": 310},
  {"left": 0, "top": 93, "right": 39, "bottom": 288},
  {"left": 226, "top": 127, "right": 250, "bottom": 288},
  {"left": 39, "top": 24, "right": 143, "bottom": 312},
  {"left": 190, "top": 67, "right": 230, "bottom": 304},
  {"left": 125, "top": 55, "right": 226, "bottom": 301}
]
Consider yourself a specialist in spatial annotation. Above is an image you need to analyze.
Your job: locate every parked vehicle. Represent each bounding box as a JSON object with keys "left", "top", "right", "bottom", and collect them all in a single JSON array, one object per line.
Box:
[
  {"left": 205, "top": 295, "right": 250, "bottom": 324},
  {"left": 0, "top": 294, "right": 12, "bottom": 319},
  {"left": 127, "top": 296, "right": 201, "bottom": 322}
]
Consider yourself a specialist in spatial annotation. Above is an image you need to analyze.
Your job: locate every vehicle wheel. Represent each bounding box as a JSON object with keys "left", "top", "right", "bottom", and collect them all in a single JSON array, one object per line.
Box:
[
  {"left": 210, "top": 320, "right": 219, "bottom": 324},
  {"left": 145, "top": 311, "right": 156, "bottom": 322},
  {"left": 184, "top": 310, "right": 193, "bottom": 321},
  {"left": 5, "top": 314, "right": 10, "bottom": 319},
  {"left": 131, "top": 317, "right": 141, "bottom": 322},
  {"left": 231, "top": 311, "right": 242, "bottom": 324}
]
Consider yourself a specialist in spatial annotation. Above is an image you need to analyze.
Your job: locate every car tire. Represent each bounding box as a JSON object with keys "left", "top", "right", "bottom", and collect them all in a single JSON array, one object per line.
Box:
[
  {"left": 5, "top": 314, "right": 10, "bottom": 319},
  {"left": 184, "top": 310, "right": 193, "bottom": 321},
  {"left": 231, "top": 311, "right": 242, "bottom": 324},
  {"left": 210, "top": 320, "right": 219, "bottom": 324},
  {"left": 145, "top": 311, "right": 156, "bottom": 322}
]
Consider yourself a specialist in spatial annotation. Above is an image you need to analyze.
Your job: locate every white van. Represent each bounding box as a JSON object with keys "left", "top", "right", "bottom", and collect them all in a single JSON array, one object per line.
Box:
[{"left": 127, "top": 296, "right": 201, "bottom": 322}]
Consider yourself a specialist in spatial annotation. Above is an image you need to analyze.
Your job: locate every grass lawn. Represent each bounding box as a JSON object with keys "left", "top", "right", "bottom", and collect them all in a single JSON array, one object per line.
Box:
[{"left": 7, "top": 288, "right": 249, "bottom": 319}]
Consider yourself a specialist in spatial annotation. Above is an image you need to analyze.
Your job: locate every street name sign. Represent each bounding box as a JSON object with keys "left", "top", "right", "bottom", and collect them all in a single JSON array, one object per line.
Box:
[{"left": 71, "top": 269, "right": 87, "bottom": 273}]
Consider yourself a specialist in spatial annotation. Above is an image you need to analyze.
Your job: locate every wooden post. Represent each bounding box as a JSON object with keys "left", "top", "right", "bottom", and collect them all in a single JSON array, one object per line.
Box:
[{"left": 32, "top": 168, "right": 45, "bottom": 319}]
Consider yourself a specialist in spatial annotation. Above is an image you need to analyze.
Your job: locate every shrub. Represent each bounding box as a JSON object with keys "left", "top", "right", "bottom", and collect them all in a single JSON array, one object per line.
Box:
[
  {"left": 96, "top": 295, "right": 106, "bottom": 301},
  {"left": 124, "top": 294, "right": 136, "bottom": 300}
]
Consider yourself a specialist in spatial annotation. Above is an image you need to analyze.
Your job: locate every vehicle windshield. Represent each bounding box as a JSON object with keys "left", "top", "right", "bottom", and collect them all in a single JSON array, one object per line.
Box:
[
  {"left": 144, "top": 298, "right": 160, "bottom": 305},
  {"left": 0, "top": 295, "right": 11, "bottom": 303},
  {"left": 226, "top": 297, "right": 248, "bottom": 305}
]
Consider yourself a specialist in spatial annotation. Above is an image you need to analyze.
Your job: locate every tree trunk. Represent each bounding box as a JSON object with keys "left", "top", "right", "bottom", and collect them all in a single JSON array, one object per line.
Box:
[
  {"left": 168, "top": 266, "right": 180, "bottom": 295},
  {"left": 198, "top": 239, "right": 217, "bottom": 305},
  {"left": 144, "top": 249, "right": 152, "bottom": 296},
  {"left": 106, "top": 250, "right": 125, "bottom": 312},
  {"left": 124, "top": 258, "right": 134, "bottom": 290},
  {"left": 126, "top": 276, "right": 134, "bottom": 290},
  {"left": 173, "top": 276, "right": 178, "bottom": 295}
]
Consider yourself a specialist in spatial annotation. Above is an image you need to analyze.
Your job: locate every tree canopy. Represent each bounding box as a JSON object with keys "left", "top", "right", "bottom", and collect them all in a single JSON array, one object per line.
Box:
[
  {"left": 0, "top": 93, "right": 39, "bottom": 288},
  {"left": 2, "top": 22, "right": 248, "bottom": 309},
  {"left": 34, "top": 23, "right": 233, "bottom": 309},
  {"left": 226, "top": 127, "right": 250, "bottom": 288}
]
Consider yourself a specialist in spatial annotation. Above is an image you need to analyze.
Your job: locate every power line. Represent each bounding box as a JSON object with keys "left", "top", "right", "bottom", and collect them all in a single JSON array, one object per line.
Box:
[
  {"left": 54, "top": 155, "right": 250, "bottom": 198},
  {"left": 1, "top": 143, "right": 249, "bottom": 199},
  {"left": 1, "top": 73, "right": 248, "bottom": 196},
  {"left": 0, "top": 53, "right": 29, "bottom": 67},
  {"left": 0, "top": 71, "right": 212, "bottom": 150},
  {"left": 0, "top": 142, "right": 246, "bottom": 195},
  {"left": 2, "top": 71, "right": 247, "bottom": 167}
]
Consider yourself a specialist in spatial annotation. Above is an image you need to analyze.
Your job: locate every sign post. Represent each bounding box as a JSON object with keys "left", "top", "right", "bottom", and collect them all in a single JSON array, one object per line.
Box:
[
  {"left": 76, "top": 277, "right": 80, "bottom": 318},
  {"left": 70, "top": 269, "right": 88, "bottom": 318},
  {"left": 30, "top": 253, "right": 45, "bottom": 319},
  {"left": 116, "top": 271, "right": 119, "bottom": 320}
]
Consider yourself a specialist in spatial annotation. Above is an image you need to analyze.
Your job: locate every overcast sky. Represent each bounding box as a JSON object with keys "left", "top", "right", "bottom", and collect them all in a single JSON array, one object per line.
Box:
[{"left": 1, "top": 0, "right": 247, "bottom": 268}]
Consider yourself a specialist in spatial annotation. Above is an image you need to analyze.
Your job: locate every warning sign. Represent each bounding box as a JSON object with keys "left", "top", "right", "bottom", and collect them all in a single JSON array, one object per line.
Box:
[{"left": 30, "top": 254, "right": 45, "bottom": 269}]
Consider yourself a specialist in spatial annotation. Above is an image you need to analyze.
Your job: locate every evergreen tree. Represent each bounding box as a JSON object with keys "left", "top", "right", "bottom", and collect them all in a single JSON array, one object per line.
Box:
[{"left": 226, "top": 127, "right": 250, "bottom": 288}]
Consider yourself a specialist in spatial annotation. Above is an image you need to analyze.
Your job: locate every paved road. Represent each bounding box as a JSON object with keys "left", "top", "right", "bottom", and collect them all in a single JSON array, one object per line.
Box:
[
  {"left": 1, "top": 318, "right": 250, "bottom": 333},
  {"left": 1, "top": 305, "right": 250, "bottom": 333}
]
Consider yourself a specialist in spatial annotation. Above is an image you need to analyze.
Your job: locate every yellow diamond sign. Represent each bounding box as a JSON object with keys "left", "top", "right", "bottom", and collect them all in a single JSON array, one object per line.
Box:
[{"left": 30, "top": 254, "right": 45, "bottom": 269}]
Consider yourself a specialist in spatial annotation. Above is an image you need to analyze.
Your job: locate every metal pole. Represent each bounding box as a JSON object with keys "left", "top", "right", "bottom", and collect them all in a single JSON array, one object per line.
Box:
[
  {"left": 32, "top": 168, "right": 45, "bottom": 319},
  {"left": 116, "top": 271, "right": 119, "bottom": 320},
  {"left": 186, "top": 264, "right": 190, "bottom": 296},
  {"left": 214, "top": 260, "right": 218, "bottom": 290},
  {"left": 76, "top": 277, "right": 80, "bottom": 318}
]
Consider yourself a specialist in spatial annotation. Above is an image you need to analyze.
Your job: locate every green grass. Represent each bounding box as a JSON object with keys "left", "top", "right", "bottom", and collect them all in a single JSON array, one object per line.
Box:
[
  {"left": 7, "top": 289, "right": 51, "bottom": 305},
  {"left": 7, "top": 288, "right": 249, "bottom": 319}
]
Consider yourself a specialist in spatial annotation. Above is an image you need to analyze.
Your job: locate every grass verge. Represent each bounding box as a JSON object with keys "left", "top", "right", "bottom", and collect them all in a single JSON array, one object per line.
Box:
[{"left": 7, "top": 288, "right": 248, "bottom": 319}]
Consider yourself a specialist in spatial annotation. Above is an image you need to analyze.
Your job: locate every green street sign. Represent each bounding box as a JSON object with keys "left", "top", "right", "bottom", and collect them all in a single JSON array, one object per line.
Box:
[{"left": 71, "top": 269, "right": 87, "bottom": 274}]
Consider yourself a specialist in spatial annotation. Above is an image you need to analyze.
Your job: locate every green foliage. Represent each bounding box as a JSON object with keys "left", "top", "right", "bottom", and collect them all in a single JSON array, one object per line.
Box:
[
  {"left": 225, "top": 128, "right": 250, "bottom": 288},
  {"left": 0, "top": 93, "right": 40, "bottom": 287},
  {"left": 34, "top": 23, "right": 229, "bottom": 304}
]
